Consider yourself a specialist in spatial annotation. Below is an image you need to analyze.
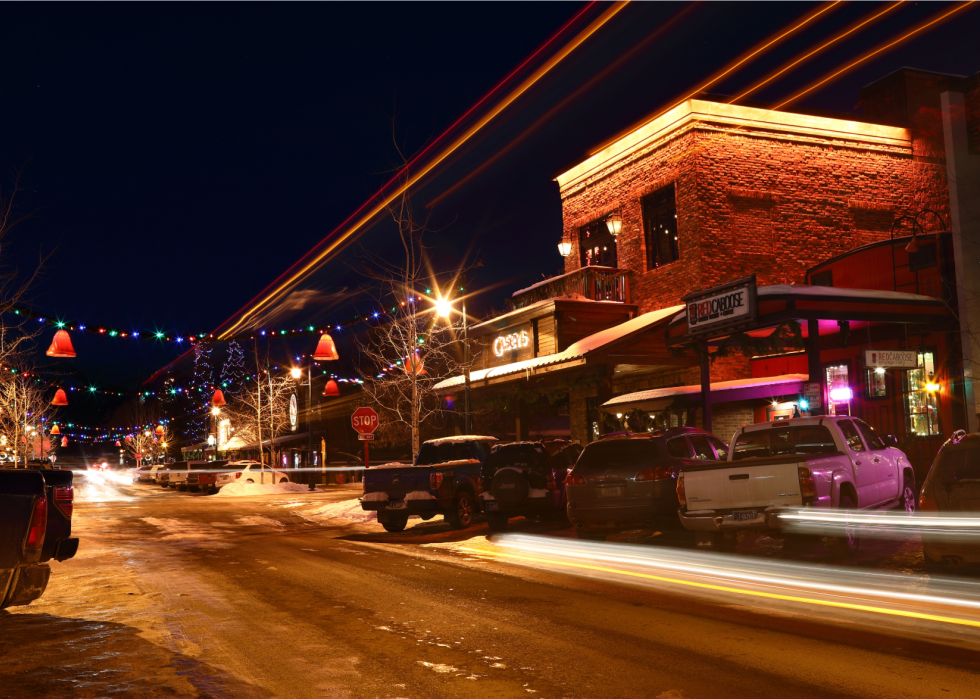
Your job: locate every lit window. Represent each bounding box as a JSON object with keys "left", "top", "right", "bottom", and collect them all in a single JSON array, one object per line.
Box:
[
  {"left": 579, "top": 219, "right": 617, "bottom": 268},
  {"left": 642, "top": 184, "right": 679, "bottom": 269},
  {"left": 865, "top": 367, "right": 887, "bottom": 398},
  {"left": 904, "top": 352, "right": 940, "bottom": 436}
]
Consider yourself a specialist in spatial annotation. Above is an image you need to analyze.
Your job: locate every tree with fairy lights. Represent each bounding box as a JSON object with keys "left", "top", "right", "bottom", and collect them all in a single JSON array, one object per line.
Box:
[
  {"left": 190, "top": 342, "right": 214, "bottom": 442},
  {"left": 219, "top": 341, "right": 247, "bottom": 399}
]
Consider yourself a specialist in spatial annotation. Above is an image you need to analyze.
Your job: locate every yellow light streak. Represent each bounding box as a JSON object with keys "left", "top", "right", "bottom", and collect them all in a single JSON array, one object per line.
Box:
[
  {"left": 461, "top": 546, "right": 980, "bottom": 629},
  {"left": 773, "top": 2, "right": 972, "bottom": 110},
  {"left": 219, "top": 2, "right": 629, "bottom": 341},
  {"left": 728, "top": 1, "right": 903, "bottom": 104},
  {"left": 587, "top": 1, "right": 841, "bottom": 156}
]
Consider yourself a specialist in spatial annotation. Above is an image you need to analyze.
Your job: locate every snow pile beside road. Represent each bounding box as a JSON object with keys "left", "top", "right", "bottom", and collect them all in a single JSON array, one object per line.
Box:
[
  {"left": 215, "top": 482, "right": 324, "bottom": 497},
  {"left": 306, "top": 498, "right": 377, "bottom": 522}
]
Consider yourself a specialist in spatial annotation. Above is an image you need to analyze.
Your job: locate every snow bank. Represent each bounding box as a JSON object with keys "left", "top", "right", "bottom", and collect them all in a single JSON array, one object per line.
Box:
[
  {"left": 307, "top": 498, "right": 377, "bottom": 522},
  {"left": 361, "top": 491, "right": 389, "bottom": 502},
  {"left": 404, "top": 490, "right": 436, "bottom": 501},
  {"left": 215, "top": 481, "right": 324, "bottom": 497}
]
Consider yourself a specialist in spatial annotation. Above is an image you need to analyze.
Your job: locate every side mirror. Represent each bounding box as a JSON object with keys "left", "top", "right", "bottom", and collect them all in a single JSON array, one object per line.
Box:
[{"left": 885, "top": 435, "right": 899, "bottom": 448}]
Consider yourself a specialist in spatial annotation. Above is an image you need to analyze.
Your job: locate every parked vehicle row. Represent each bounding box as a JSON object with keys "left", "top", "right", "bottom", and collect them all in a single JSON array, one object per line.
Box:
[{"left": 133, "top": 460, "right": 292, "bottom": 494}]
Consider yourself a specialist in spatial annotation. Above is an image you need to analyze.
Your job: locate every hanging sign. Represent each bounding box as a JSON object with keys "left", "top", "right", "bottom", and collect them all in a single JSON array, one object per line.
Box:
[
  {"left": 864, "top": 349, "right": 917, "bottom": 369},
  {"left": 289, "top": 394, "right": 298, "bottom": 431},
  {"left": 358, "top": 433, "right": 375, "bottom": 441},
  {"left": 683, "top": 275, "right": 757, "bottom": 336},
  {"left": 492, "top": 326, "right": 531, "bottom": 357},
  {"left": 802, "top": 382, "right": 822, "bottom": 409}
]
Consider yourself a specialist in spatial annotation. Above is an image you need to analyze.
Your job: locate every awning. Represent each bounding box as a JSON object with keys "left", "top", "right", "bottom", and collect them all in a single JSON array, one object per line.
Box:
[{"left": 602, "top": 374, "right": 809, "bottom": 413}]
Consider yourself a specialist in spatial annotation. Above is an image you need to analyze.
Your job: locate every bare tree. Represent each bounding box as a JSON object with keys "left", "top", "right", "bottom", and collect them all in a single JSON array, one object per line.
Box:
[
  {"left": 0, "top": 367, "right": 63, "bottom": 465},
  {"left": 115, "top": 398, "right": 174, "bottom": 465},
  {"left": 231, "top": 372, "right": 294, "bottom": 465}
]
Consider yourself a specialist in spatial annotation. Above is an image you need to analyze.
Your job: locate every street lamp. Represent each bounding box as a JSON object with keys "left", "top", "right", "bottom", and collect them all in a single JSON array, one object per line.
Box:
[
  {"left": 436, "top": 283, "right": 472, "bottom": 435},
  {"left": 291, "top": 365, "right": 318, "bottom": 491}
]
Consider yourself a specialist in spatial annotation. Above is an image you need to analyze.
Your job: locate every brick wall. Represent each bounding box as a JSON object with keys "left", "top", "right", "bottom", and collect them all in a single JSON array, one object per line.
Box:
[
  {"left": 693, "top": 402, "right": 755, "bottom": 444},
  {"left": 559, "top": 107, "right": 949, "bottom": 317}
]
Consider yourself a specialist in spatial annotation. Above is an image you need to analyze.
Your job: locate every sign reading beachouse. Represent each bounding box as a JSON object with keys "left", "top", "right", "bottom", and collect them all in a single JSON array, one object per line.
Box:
[
  {"left": 864, "top": 349, "right": 918, "bottom": 369},
  {"left": 683, "top": 275, "right": 758, "bottom": 337}
]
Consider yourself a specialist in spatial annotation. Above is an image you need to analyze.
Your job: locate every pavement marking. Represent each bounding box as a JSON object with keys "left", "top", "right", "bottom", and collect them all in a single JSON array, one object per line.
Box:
[{"left": 461, "top": 546, "right": 980, "bottom": 630}]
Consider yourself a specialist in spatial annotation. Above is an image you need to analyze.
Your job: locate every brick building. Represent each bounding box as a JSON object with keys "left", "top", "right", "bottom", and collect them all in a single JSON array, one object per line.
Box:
[{"left": 437, "top": 68, "right": 980, "bottom": 468}]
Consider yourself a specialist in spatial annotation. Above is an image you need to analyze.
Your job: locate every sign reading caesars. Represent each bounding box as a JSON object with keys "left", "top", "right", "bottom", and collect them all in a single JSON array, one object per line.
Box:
[
  {"left": 351, "top": 406, "right": 379, "bottom": 434},
  {"left": 492, "top": 329, "right": 530, "bottom": 357},
  {"left": 864, "top": 349, "right": 918, "bottom": 369},
  {"left": 684, "top": 275, "right": 757, "bottom": 336}
]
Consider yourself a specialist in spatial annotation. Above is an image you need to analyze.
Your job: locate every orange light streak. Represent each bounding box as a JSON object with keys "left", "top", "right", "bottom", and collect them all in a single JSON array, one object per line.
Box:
[
  {"left": 728, "top": 1, "right": 903, "bottom": 105},
  {"left": 219, "top": 2, "right": 629, "bottom": 341},
  {"left": 773, "top": 2, "right": 972, "bottom": 110},
  {"left": 587, "top": 1, "right": 842, "bottom": 156}
]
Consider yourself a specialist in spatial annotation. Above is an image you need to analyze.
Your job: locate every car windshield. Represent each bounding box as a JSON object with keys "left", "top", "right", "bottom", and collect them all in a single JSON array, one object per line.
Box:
[
  {"left": 482, "top": 444, "right": 548, "bottom": 475},
  {"left": 575, "top": 440, "right": 658, "bottom": 472},
  {"left": 733, "top": 426, "right": 837, "bottom": 460}
]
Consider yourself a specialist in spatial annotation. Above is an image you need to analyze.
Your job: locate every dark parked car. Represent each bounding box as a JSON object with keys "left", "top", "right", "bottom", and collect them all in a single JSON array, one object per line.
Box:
[
  {"left": 919, "top": 430, "right": 980, "bottom": 569},
  {"left": 480, "top": 440, "right": 580, "bottom": 532},
  {"left": 565, "top": 427, "right": 728, "bottom": 539}
]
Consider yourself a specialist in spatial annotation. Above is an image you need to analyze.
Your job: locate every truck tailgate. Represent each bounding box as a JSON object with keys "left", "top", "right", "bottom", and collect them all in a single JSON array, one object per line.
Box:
[
  {"left": 682, "top": 457, "right": 804, "bottom": 510},
  {"left": 364, "top": 465, "right": 432, "bottom": 500}
]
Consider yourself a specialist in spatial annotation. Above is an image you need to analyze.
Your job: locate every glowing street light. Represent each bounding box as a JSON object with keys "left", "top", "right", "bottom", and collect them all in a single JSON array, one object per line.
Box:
[
  {"left": 435, "top": 298, "right": 452, "bottom": 318},
  {"left": 290, "top": 367, "right": 302, "bottom": 379},
  {"left": 432, "top": 282, "right": 472, "bottom": 434}
]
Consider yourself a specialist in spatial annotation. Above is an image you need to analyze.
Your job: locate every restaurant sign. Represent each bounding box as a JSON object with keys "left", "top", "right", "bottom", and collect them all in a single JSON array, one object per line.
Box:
[
  {"left": 683, "top": 275, "right": 757, "bottom": 337},
  {"left": 864, "top": 349, "right": 918, "bottom": 369},
  {"left": 488, "top": 322, "right": 533, "bottom": 367}
]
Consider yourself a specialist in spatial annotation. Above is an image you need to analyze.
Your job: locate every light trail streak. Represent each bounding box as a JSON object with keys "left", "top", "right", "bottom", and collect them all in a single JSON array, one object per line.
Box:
[
  {"left": 460, "top": 535, "right": 980, "bottom": 631},
  {"left": 218, "top": 2, "right": 628, "bottom": 341},
  {"left": 773, "top": 1, "right": 972, "bottom": 110},
  {"left": 727, "top": 1, "right": 903, "bottom": 105},
  {"left": 586, "top": 1, "right": 841, "bottom": 156}
]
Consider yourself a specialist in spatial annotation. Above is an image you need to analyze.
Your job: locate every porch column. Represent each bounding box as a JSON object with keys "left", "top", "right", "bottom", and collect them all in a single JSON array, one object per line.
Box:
[
  {"left": 699, "top": 341, "right": 711, "bottom": 432},
  {"left": 808, "top": 318, "right": 823, "bottom": 411}
]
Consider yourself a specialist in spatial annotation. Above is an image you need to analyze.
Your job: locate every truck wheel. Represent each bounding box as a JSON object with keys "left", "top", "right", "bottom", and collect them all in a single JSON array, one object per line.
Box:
[
  {"left": 382, "top": 516, "right": 408, "bottom": 533},
  {"left": 486, "top": 513, "right": 509, "bottom": 532},
  {"left": 828, "top": 494, "right": 860, "bottom": 558},
  {"left": 446, "top": 492, "right": 475, "bottom": 529},
  {"left": 899, "top": 474, "right": 916, "bottom": 515}
]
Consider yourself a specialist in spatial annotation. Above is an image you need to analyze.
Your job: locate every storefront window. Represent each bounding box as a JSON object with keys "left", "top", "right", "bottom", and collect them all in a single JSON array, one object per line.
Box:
[
  {"left": 904, "top": 352, "right": 940, "bottom": 437},
  {"left": 642, "top": 184, "right": 678, "bottom": 269},
  {"left": 580, "top": 219, "right": 617, "bottom": 268},
  {"left": 825, "top": 364, "right": 851, "bottom": 416},
  {"left": 865, "top": 367, "right": 887, "bottom": 398}
]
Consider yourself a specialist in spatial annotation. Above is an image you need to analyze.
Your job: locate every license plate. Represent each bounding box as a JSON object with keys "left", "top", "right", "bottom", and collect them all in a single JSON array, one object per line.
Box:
[
  {"left": 485, "top": 501, "right": 499, "bottom": 511},
  {"left": 387, "top": 501, "right": 407, "bottom": 510},
  {"left": 733, "top": 511, "right": 759, "bottom": 521},
  {"left": 598, "top": 486, "right": 625, "bottom": 498}
]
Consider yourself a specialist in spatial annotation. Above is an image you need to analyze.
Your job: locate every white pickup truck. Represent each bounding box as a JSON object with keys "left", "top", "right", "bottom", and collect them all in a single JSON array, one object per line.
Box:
[{"left": 676, "top": 416, "right": 916, "bottom": 556}]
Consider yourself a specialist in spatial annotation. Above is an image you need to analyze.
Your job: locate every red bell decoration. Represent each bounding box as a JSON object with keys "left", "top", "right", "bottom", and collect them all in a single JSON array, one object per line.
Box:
[
  {"left": 46, "top": 329, "right": 77, "bottom": 358},
  {"left": 155, "top": 425, "right": 164, "bottom": 435},
  {"left": 313, "top": 333, "right": 340, "bottom": 361},
  {"left": 51, "top": 388, "right": 69, "bottom": 406},
  {"left": 60, "top": 437, "right": 68, "bottom": 448},
  {"left": 50, "top": 424, "right": 61, "bottom": 435},
  {"left": 212, "top": 389, "right": 227, "bottom": 407},
  {"left": 323, "top": 379, "right": 340, "bottom": 397},
  {"left": 404, "top": 354, "right": 426, "bottom": 376},
  {"left": 115, "top": 440, "right": 121, "bottom": 447},
  {"left": 153, "top": 438, "right": 159, "bottom": 444}
]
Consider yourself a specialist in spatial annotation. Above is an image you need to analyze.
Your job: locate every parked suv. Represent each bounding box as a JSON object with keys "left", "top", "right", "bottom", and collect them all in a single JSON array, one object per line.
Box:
[
  {"left": 919, "top": 430, "right": 980, "bottom": 569},
  {"left": 480, "top": 440, "right": 579, "bottom": 532},
  {"left": 565, "top": 427, "right": 727, "bottom": 539}
]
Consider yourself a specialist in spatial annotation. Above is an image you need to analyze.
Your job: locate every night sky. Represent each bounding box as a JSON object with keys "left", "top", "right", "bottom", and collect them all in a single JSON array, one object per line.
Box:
[{"left": 2, "top": 2, "right": 979, "bottom": 424}]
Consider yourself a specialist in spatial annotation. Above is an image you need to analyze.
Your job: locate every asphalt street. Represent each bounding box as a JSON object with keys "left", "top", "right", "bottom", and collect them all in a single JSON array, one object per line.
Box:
[{"left": 2, "top": 472, "right": 980, "bottom": 699}]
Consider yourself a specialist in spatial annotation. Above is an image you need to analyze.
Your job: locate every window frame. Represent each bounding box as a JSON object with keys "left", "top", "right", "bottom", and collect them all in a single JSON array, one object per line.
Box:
[
  {"left": 579, "top": 218, "right": 618, "bottom": 268},
  {"left": 641, "top": 184, "right": 679, "bottom": 270},
  {"left": 902, "top": 349, "right": 942, "bottom": 438},
  {"left": 864, "top": 366, "right": 889, "bottom": 400}
]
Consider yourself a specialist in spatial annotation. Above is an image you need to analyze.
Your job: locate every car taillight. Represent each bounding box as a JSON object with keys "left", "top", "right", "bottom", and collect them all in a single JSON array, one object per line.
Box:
[
  {"left": 430, "top": 472, "right": 444, "bottom": 490},
  {"left": 476, "top": 477, "right": 484, "bottom": 494},
  {"left": 566, "top": 472, "right": 586, "bottom": 486},
  {"left": 54, "top": 485, "right": 74, "bottom": 518},
  {"left": 676, "top": 475, "right": 686, "bottom": 508},
  {"left": 636, "top": 466, "right": 672, "bottom": 482},
  {"left": 798, "top": 467, "right": 817, "bottom": 504},
  {"left": 26, "top": 495, "right": 47, "bottom": 552},
  {"left": 235, "top": 472, "right": 242, "bottom": 479},
  {"left": 918, "top": 493, "right": 939, "bottom": 512}
]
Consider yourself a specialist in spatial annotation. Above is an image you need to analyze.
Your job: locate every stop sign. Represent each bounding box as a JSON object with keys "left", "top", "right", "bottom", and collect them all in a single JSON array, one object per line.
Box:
[{"left": 351, "top": 407, "right": 379, "bottom": 434}]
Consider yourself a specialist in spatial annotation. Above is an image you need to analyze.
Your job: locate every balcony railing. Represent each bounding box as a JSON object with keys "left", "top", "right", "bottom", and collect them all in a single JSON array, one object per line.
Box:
[{"left": 510, "top": 266, "right": 630, "bottom": 310}]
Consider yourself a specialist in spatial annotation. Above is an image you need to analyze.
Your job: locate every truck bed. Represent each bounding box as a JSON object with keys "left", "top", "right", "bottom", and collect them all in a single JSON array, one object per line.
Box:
[{"left": 681, "top": 454, "right": 830, "bottom": 511}]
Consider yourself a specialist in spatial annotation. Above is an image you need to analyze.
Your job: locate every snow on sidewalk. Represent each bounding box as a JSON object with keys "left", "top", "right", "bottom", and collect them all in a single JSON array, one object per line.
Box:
[
  {"left": 305, "top": 498, "right": 378, "bottom": 522},
  {"left": 215, "top": 481, "right": 324, "bottom": 497}
]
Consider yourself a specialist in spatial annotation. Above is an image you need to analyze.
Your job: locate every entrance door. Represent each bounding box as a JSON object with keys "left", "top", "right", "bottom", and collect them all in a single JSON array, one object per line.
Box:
[{"left": 838, "top": 419, "right": 880, "bottom": 507}]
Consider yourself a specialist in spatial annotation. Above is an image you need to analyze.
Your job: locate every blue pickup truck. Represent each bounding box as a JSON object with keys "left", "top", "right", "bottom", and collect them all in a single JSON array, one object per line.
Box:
[{"left": 360, "top": 436, "right": 497, "bottom": 532}]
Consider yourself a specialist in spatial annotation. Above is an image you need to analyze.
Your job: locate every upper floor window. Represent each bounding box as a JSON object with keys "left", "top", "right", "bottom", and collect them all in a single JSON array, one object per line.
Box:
[
  {"left": 580, "top": 219, "right": 617, "bottom": 268},
  {"left": 643, "top": 184, "right": 679, "bottom": 269}
]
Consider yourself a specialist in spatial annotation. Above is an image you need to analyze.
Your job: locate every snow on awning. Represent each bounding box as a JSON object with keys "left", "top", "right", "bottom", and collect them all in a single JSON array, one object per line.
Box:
[
  {"left": 602, "top": 374, "right": 809, "bottom": 413},
  {"left": 434, "top": 305, "right": 684, "bottom": 392}
]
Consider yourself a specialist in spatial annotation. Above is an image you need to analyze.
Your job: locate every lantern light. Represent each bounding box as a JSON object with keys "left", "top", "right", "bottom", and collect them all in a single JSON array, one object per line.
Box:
[
  {"left": 50, "top": 424, "right": 61, "bottom": 435},
  {"left": 323, "top": 379, "right": 340, "bottom": 397},
  {"left": 313, "top": 334, "right": 340, "bottom": 361},
  {"left": 905, "top": 234, "right": 921, "bottom": 254},
  {"left": 290, "top": 367, "right": 302, "bottom": 379},
  {"left": 605, "top": 213, "right": 623, "bottom": 237},
  {"left": 558, "top": 235, "right": 573, "bottom": 257},
  {"left": 212, "top": 389, "right": 227, "bottom": 407},
  {"left": 46, "top": 329, "right": 77, "bottom": 358},
  {"left": 51, "top": 388, "right": 69, "bottom": 406},
  {"left": 926, "top": 381, "right": 941, "bottom": 393}
]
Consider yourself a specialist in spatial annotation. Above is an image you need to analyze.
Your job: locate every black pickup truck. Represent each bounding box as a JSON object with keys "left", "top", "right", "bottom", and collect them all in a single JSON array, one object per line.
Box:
[{"left": 1, "top": 467, "right": 79, "bottom": 608}]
